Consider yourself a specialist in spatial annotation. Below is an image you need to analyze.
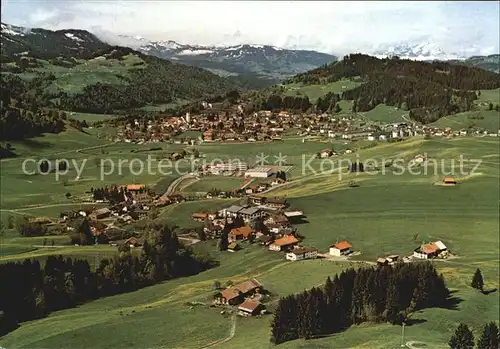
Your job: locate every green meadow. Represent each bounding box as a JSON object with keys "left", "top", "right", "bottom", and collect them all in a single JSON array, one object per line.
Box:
[
  {"left": 13, "top": 54, "right": 146, "bottom": 95},
  {"left": 282, "top": 79, "right": 363, "bottom": 103}
]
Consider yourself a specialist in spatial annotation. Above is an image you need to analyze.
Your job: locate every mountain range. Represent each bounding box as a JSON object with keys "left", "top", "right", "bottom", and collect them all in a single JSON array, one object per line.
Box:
[
  {"left": 110, "top": 34, "right": 500, "bottom": 77},
  {"left": 95, "top": 32, "right": 338, "bottom": 87},
  {"left": 137, "top": 41, "right": 337, "bottom": 84}
]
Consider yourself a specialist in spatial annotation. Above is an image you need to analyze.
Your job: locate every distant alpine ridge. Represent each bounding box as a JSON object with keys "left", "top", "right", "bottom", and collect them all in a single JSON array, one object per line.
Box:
[{"left": 136, "top": 40, "right": 337, "bottom": 85}]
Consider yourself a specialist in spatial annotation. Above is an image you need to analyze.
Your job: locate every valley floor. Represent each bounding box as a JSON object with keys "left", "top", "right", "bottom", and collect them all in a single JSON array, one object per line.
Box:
[{"left": 1, "top": 134, "right": 499, "bottom": 349}]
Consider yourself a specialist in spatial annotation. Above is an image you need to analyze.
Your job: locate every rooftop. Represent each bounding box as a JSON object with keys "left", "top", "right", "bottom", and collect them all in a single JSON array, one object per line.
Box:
[
  {"left": 331, "top": 240, "right": 352, "bottom": 250},
  {"left": 239, "top": 207, "right": 262, "bottom": 215},
  {"left": 238, "top": 299, "right": 262, "bottom": 313},
  {"left": 273, "top": 235, "right": 299, "bottom": 246},
  {"left": 246, "top": 167, "right": 272, "bottom": 172},
  {"left": 225, "top": 205, "right": 244, "bottom": 213},
  {"left": 230, "top": 226, "right": 255, "bottom": 238}
]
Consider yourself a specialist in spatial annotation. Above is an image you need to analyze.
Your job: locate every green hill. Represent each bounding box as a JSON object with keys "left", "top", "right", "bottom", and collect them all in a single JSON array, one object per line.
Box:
[{"left": 285, "top": 54, "right": 500, "bottom": 123}]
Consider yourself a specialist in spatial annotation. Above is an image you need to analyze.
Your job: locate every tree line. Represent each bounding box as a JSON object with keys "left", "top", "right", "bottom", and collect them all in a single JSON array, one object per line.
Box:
[
  {"left": 0, "top": 225, "right": 217, "bottom": 336},
  {"left": 270, "top": 262, "right": 450, "bottom": 345},
  {"left": 91, "top": 185, "right": 139, "bottom": 203}
]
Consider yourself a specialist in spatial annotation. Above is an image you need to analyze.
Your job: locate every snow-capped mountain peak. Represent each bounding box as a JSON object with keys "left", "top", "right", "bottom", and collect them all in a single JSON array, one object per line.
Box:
[{"left": 374, "top": 41, "right": 467, "bottom": 61}]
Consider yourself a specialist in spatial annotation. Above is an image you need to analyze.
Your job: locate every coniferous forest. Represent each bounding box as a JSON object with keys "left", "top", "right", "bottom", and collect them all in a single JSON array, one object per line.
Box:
[
  {"left": 0, "top": 225, "right": 217, "bottom": 336},
  {"left": 270, "top": 262, "right": 450, "bottom": 345}
]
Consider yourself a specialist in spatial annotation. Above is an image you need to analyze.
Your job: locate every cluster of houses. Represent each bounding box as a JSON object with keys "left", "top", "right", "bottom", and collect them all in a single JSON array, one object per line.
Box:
[
  {"left": 213, "top": 279, "right": 267, "bottom": 316},
  {"left": 412, "top": 240, "right": 449, "bottom": 259},
  {"left": 190, "top": 197, "right": 323, "bottom": 257},
  {"left": 57, "top": 183, "right": 189, "bottom": 245}
]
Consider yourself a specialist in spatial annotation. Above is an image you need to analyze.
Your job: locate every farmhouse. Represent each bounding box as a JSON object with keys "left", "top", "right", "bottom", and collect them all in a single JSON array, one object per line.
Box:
[
  {"left": 220, "top": 205, "right": 245, "bottom": 218},
  {"left": 376, "top": 255, "right": 399, "bottom": 266},
  {"left": 238, "top": 300, "right": 266, "bottom": 316},
  {"left": 124, "top": 236, "right": 140, "bottom": 247},
  {"left": 286, "top": 247, "right": 318, "bottom": 261},
  {"left": 265, "top": 213, "right": 289, "bottom": 226},
  {"left": 89, "top": 208, "right": 111, "bottom": 221},
  {"left": 214, "top": 279, "right": 262, "bottom": 305},
  {"left": 269, "top": 235, "right": 299, "bottom": 251},
  {"left": 265, "top": 197, "right": 287, "bottom": 209},
  {"left": 126, "top": 184, "right": 145, "bottom": 192},
  {"left": 245, "top": 167, "right": 274, "bottom": 178},
  {"left": 443, "top": 177, "right": 457, "bottom": 185},
  {"left": 320, "top": 149, "right": 334, "bottom": 158},
  {"left": 239, "top": 207, "right": 266, "bottom": 222},
  {"left": 329, "top": 241, "right": 352, "bottom": 256},
  {"left": 229, "top": 226, "right": 255, "bottom": 241},
  {"left": 191, "top": 212, "right": 209, "bottom": 222},
  {"left": 249, "top": 195, "right": 266, "bottom": 205},
  {"left": 413, "top": 240, "right": 447, "bottom": 259},
  {"left": 257, "top": 235, "right": 274, "bottom": 246}
]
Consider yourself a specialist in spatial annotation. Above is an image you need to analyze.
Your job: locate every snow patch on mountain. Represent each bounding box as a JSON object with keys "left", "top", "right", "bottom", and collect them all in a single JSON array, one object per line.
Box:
[
  {"left": 178, "top": 49, "right": 214, "bottom": 55},
  {"left": 64, "top": 33, "right": 84, "bottom": 42},
  {"left": 1, "top": 23, "right": 29, "bottom": 36}
]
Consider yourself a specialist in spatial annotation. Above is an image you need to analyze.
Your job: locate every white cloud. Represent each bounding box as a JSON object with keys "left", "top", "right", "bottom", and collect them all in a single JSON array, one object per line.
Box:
[{"left": 3, "top": 1, "right": 499, "bottom": 56}]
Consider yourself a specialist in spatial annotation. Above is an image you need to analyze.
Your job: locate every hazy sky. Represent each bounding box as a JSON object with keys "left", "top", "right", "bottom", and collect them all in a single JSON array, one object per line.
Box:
[{"left": 2, "top": 1, "right": 499, "bottom": 55}]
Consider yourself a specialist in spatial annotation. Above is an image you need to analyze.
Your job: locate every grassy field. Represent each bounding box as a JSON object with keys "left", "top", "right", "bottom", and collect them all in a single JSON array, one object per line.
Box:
[
  {"left": 431, "top": 110, "right": 499, "bottom": 131},
  {"left": 0, "top": 244, "right": 353, "bottom": 349},
  {"left": 13, "top": 54, "right": 146, "bottom": 95},
  {"left": 431, "top": 88, "right": 500, "bottom": 131},
  {"left": 0, "top": 128, "right": 192, "bottom": 210},
  {"left": 69, "top": 112, "right": 118, "bottom": 123},
  {"left": 361, "top": 104, "right": 409, "bottom": 123},
  {"left": 282, "top": 79, "right": 363, "bottom": 103},
  {"left": 182, "top": 176, "right": 247, "bottom": 193}
]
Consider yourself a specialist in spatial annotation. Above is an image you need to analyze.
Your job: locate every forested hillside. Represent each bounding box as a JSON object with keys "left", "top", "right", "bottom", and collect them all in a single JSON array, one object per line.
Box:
[
  {"left": 287, "top": 54, "right": 500, "bottom": 123},
  {"left": 1, "top": 24, "right": 239, "bottom": 115}
]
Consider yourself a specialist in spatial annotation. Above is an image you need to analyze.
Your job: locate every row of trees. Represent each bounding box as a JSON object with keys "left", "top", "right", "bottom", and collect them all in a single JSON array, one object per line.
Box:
[
  {"left": 270, "top": 262, "right": 450, "bottom": 344},
  {"left": 449, "top": 322, "right": 498, "bottom": 349},
  {"left": 91, "top": 186, "right": 136, "bottom": 203},
  {"left": 0, "top": 225, "right": 217, "bottom": 336}
]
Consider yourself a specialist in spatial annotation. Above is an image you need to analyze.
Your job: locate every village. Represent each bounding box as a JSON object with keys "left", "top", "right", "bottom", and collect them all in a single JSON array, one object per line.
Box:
[{"left": 106, "top": 100, "right": 500, "bottom": 147}]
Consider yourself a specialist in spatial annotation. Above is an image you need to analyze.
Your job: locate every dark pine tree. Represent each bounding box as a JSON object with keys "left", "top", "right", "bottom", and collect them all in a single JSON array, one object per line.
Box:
[
  {"left": 471, "top": 268, "right": 484, "bottom": 292},
  {"left": 476, "top": 322, "right": 499, "bottom": 349},
  {"left": 449, "top": 323, "right": 474, "bottom": 349}
]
